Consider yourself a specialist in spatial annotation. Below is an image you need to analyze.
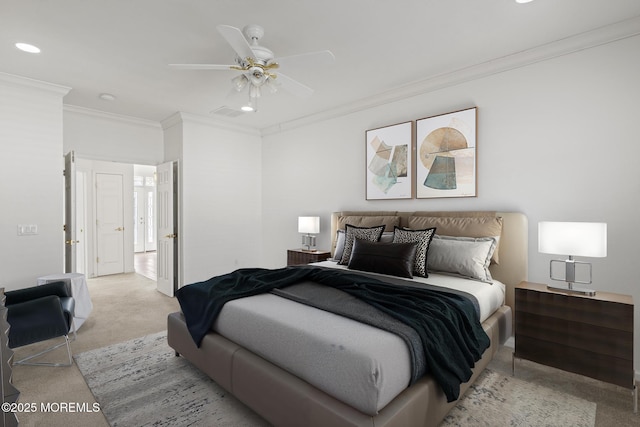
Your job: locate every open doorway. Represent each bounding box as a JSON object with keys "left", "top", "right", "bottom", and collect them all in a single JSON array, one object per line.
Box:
[
  {"left": 133, "top": 164, "right": 157, "bottom": 279},
  {"left": 134, "top": 251, "right": 156, "bottom": 281},
  {"left": 65, "top": 155, "right": 177, "bottom": 292},
  {"left": 65, "top": 155, "right": 149, "bottom": 278},
  {"left": 133, "top": 165, "right": 157, "bottom": 253},
  {"left": 65, "top": 155, "right": 133, "bottom": 277}
]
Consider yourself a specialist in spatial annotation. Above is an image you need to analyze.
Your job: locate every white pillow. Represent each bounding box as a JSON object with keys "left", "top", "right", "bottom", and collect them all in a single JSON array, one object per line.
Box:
[{"left": 427, "top": 235, "right": 497, "bottom": 283}]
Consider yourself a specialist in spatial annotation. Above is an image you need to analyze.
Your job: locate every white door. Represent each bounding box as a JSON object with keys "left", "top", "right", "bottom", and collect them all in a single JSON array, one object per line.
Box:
[
  {"left": 96, "top": 173, "right": 125, "bottom": 276},
  {"left": 75, "top": 170, "right": 87, "bottom": 274},
  {"left": 156, "top": 161, "right": 177, "bottom": 296},
  {"left": 64, "top": 152, "right": 77, "bottom": 273}
]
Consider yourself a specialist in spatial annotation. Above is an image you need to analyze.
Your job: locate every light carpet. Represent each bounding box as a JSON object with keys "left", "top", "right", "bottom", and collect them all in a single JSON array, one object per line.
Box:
[
  {"left": 76, "top": 332, "right": 597, "bottom": 427},
  {"left": 74, "top": 331, "right": 269, "bottom": 427},
  {"left": 442, "top": 368, "right": 597, "bottom": 427}
]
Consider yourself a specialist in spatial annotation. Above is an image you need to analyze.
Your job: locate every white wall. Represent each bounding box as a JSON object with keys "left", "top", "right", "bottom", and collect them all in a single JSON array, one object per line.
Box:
[
  {"left": 164, "top": 114, "right": 263, "bottom": 286},
  {"left": 64, "top": 106, "right": 163, "bottom": 165},
  {"left": 0, "top": 74, "right": 69, "bottom": 289},
  {"left": 261, "top": 36, "right": 640, "bottom": 366}
]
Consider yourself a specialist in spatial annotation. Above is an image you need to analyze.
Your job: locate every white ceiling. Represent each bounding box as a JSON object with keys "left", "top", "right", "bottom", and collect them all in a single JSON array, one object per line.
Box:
[{"left": 2, "top": 1, "right": 640, "bottom": 131}]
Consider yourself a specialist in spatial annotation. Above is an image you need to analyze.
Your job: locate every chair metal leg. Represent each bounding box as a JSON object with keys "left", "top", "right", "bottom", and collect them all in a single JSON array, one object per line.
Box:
[
  {"left": 13, "top": 335, "right": 73, "bottom": 367},
  {"left": 69, "top": 318, "right": 77, "bottom": 342}
]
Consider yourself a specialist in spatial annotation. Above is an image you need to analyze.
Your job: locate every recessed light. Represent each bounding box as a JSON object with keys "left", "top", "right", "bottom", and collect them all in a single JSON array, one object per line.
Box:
[
  {"left": 15, "top": 42, "right": 40, "bottom": 53},
  {"left": 515, "top": 0, "right": 534, "bottom": 3},
  {"left": 99, "top": 93, "right": 116, "bottom": 101}
]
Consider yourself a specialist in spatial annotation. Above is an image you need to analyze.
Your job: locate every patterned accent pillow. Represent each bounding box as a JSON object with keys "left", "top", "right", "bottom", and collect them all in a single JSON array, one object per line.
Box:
[
  {"left": 392, "top": 227, "right": 436, "bottom": 277},
  {"left": 334, "top": 230, "right": 393, "bottom": 261},
  {"left": 338, "top": 224, "right": 385, "bottom": 265}
]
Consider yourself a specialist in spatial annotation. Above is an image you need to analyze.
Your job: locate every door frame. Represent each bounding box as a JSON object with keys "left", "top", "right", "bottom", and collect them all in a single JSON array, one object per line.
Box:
[
  {"left": 67, "top": 156, "right": 178, "bottom": 284},
  {"left": 70, "top": 158, "right": 134, "bottom": 278}
]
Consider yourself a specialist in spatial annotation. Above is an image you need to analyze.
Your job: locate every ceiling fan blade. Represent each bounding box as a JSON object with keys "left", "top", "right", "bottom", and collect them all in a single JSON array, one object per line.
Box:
[
  {"left": 169, "top": 64, "right": 236, "bottom": 70},
  {"left": 276, "top": 72, "right": 314, "bottom": 98},
  {"left": 217, "top": 25, "right": 254, "bottom": 60},
  {"left": 276, "top": 50, "right": 335, "bottom": 69}
]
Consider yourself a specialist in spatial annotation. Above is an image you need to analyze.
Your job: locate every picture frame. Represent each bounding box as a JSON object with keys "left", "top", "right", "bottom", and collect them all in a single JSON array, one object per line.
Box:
[
  {"left": 415, "top": 107, "right": 477, "bottom": 199},
  {"left": 365, "top": 121, "right": 414, "bottom": 200}
]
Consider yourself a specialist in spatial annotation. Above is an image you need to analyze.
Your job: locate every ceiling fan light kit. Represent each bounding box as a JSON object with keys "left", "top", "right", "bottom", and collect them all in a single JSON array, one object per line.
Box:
[
  {"left": 232, "top": 74, "right": 249, "bottom": 92},
  {"left": 170, "top": 23, "right": 334, "bottom": 114}
]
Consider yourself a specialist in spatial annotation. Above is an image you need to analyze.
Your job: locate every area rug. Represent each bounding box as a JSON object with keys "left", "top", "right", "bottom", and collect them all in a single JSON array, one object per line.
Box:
[
  {"left": 76, "top": 332, "right": 597, "bottom": 427},
  {"left": 441, "top": 368, "right": 597, "bottom": 427},
  {"left": 74, "top": 331, "right": 269, "bottom": 427}
]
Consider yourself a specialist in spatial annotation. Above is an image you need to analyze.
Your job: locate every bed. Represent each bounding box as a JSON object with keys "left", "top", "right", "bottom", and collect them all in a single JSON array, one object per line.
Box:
[{"left": 167, "top": 210, "right": 528, "bottom": 427}]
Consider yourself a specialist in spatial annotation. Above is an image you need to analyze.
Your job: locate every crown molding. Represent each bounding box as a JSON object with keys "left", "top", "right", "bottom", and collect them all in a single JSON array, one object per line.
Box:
[
  {"left": 160, "top": 112, "right": 183, "bottom": 130},
  {"left": 261, "top": 15, "right": 640, "bottom": 136},
  {"left": 63, "top": 104, "right": 161, "bottom": 129},
  {"left": 0, "top": 71, "right": 71, "bottom": 96},
  {"left": 161, "top": 111, "right": 261, "bottom": 137}
]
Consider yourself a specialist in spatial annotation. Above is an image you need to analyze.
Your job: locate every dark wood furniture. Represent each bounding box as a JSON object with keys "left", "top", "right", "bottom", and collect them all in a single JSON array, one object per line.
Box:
[
  {"left": 514, "top": 281, "right": 636, "bottom": 411},
  {"left": 287, "top": 249, "right": 331, "bottom": 266},
  {"left": 1, "top": 288, "right": 20, "bottom": 427}
]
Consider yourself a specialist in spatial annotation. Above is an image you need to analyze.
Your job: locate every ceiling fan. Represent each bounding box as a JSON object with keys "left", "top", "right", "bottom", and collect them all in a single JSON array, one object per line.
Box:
[{"left": 170, "top": 24, "right": 335, "bottom": 112}]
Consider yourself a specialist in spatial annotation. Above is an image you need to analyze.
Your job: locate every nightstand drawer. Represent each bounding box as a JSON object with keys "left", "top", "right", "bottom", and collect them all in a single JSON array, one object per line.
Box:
[
  {"left": 514, "top": 281, "right": 634, "bottom": 392},
  {"left": 516, "top": 311, "right": 633, "bottom": 360},
  {"left": 516, "top": 336, "right": 634, "bottom": 388},
  {"left": 287, "top": 249, "right": 331, "bottom": 266},
  {"left": 516, "top": 289, "right": 632, "bottom": 331}
]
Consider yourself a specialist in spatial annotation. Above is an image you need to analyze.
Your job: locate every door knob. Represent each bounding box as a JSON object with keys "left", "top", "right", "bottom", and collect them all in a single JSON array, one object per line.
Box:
[
  {"left": 115, "top": 227, "right": 124, "bottom": 231},
  {"left": 165, "top": 233, "right": 177, "bottom": 239},
  {"left": 65, "top": 240, "right": 80, "bottom": 244}
]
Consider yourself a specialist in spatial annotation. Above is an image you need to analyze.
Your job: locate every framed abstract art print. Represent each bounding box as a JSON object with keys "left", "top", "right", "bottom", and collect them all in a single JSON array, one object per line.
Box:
[
  {"left": 365, "top": 121, "right": 414, "bottom": 200},
  {"left": 415, "top": 107, "right": 477, "bottom": 199}
]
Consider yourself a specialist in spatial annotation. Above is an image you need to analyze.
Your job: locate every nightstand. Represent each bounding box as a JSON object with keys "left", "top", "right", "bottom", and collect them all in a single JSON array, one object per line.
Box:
[
  {"left": 287, "top": 249, "right": 331, "bottom": 266},
  {"left": 514, "top": 281, "right": 636, "bottom": 412}
]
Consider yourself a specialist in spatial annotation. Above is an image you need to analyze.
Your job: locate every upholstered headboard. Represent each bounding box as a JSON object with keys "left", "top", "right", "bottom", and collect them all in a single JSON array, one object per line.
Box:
[{"left": 330, "top": 211, "right": 528, "bottom": 311}]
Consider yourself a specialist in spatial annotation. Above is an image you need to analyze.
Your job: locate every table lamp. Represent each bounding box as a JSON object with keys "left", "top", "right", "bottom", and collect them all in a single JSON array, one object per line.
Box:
[
  {"left": 538, "top": 221, "right": 607, "bottom": 296},
  {"left": 298, "top": 216, "right": 320, "bottom": 252}
]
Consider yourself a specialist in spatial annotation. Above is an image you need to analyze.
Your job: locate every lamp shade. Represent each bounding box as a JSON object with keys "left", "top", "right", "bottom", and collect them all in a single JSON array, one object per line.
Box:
[
  {"left": 538, "top": 221, "right": 607, "bottom": 258},
  {"left": 298, "top": 216, "right": 320, "bottom": 234}
]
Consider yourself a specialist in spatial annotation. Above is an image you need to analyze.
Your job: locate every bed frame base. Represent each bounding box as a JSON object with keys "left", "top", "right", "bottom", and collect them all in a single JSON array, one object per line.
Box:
[{"left": 168, "top": 305, "right": 511, "bottom": 427}]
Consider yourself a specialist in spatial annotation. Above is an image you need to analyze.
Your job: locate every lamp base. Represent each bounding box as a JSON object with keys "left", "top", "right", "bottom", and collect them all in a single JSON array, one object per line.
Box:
[{"left": 546, "top": 284, "right": 596, "bottom": 296}]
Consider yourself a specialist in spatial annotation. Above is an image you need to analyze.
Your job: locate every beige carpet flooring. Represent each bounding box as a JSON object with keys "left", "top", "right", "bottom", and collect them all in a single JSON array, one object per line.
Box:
[
  {"left": 11, "top": 273, "right": 179, "bottom": 427},
  {"left": 9, "top": 272, "right": 640, "bottom": 426}
]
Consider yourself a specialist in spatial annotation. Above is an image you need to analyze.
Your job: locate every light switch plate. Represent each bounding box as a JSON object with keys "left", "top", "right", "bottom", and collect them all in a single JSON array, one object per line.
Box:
[{"left": 17, "top": 224, "right": 38, "bottom": 236}]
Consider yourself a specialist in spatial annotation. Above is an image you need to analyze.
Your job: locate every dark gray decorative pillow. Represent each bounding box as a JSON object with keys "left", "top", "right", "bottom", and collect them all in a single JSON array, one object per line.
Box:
[
  {"left": 348, "top": 239, "right": 418, "bottom": 279},
  {"left": 392, "top": 227, "right": 436, "bottom": 277},
  {"left": 338, "top": 224, "right": 385, "bottom": 265}
]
